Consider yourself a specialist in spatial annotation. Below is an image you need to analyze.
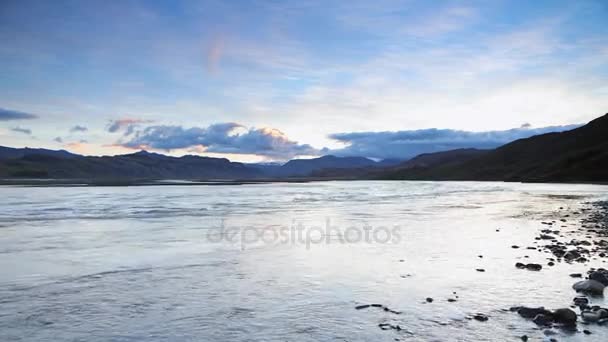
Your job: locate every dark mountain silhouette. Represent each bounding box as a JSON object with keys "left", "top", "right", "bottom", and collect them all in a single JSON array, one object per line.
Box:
[
  {"left": 311, "top": 149, "right": 486, "bottom": 179},
  {"left": 2, "top": 113, "right": 606, "bottom": 182},
  {"left": 380, "top": 113, "right": 608, "bottom": 182},
  {"left": 0, "top": 146, "right": 79, "bottom": 160},
  {"left": 276, "top": 155, "right": 378, "bottom": 177},
  {"left": 0, "top": 149, "right": 262, "bottom": 179},
  {"left": 0, "top": 147, "right": 395, "bottom": 180},
  {"left": 392, "top": 148, "right": 489, "bottom": 170}
]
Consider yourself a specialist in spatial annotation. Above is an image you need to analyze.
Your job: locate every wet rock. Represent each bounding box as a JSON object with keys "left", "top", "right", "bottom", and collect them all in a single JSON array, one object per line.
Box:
[
  {"left": 532, "top": 313, "right": 553, "bottom": 326},
  {"left": 564, "top": 250, "right": 581, "bottom": 261},
  {"left": 473, "top": 313, "right": 488, "bottom": 322},
  {"left": 513, "top": 306, "right": 552, "bottom": 319},
  {"left": 552, "top": 308, "right": 577, "bottom": 326},
  {"left": 573, "top": 280, "right": 605, "bottom": 295},
  {"left": 573, "top": 296, "right": 589, "bottom": 307},
  {"left": 515, "top": 262, "right": 542, "bottom": 271},
  {"left": 589, "top": 270, "right": 608, "bottom": 286},
  {"left": 581, "top": 308, "right": 608, "bottom": 322}
]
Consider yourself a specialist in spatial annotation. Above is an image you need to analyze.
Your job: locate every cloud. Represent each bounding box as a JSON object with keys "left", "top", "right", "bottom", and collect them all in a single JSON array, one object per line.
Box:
[
  {"left": 11, "top": 127, "right": 32, "bottom": 135},
  {"left": 328, "top": 124, "right": 581, "bottom": 160},
  {"left": 54, "top": 137, "right": 63, "bottom": 143},
  {"left": 0, "top": 108, "right": 38, "bottom": 121},
  {"left": 120, "top": 122, "right": 321, "bottom": 159},
  {"left": 107, "top": 118, "right": 153, "bottom": 134},
  {"left": 69, "top": 125, "right": 88, "bottom": 133}
]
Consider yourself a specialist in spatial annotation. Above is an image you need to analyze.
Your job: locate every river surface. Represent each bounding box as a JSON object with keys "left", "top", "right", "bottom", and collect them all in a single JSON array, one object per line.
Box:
[{"left": 1, "top": 181, "right": 608, "bottom": 341}]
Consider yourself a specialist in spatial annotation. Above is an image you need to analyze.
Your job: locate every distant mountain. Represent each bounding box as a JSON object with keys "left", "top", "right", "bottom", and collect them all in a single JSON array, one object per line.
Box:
[
  {"left": 0, "top": 148, "right": 262, "bottom": 179},
  {"left": 392, "top": 148, "right": 489, "bottom": 169},
  {"left": 380, "top": 113, "right": 608, "bottom": 182},
  {"left": 277, "top": 155, "right": 378, "bottom": 177},
  {"left": 0, "top": 146, "right": 79, "bottom": 160}
]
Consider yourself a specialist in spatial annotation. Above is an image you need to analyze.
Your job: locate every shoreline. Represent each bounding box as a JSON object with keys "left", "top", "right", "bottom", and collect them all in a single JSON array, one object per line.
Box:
[{"left": 1, "top": 178, "right": 608, "bottom": 187}]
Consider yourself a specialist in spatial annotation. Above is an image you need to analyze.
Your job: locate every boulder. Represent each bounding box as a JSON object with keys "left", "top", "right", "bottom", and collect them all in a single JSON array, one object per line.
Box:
[
  {"left": 552, "top": 308, "right": 577, "bottom": 326},
  {"left": 514, "top": 306, "right": 552, "bottom": 319},
  {"left": 573, "top": 280, "right": 605, "bottom": 295},
  {"left": 589, "top": 270, "right": 608, "bottom": 286},
  {"left": 532, "top": 313, "right": 553, "bottom": 326}
]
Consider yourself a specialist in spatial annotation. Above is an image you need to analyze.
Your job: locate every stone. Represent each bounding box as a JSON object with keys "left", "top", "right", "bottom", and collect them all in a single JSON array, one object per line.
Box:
[
  {"left": 573, "top": 296, "right": 589, "bottom": 307},
  {"left": 573, "top": 280, "right": 605, "bottom": 295},
  {"left": 532, "top": 313, "right": 553, "bottom": 326},
  {"left": 589, "top": 270, "right": 608, "bottom": 286},
  {"left": 552, "top": 308, "right": 577, "bottom": 326},
  {"left": 473, "top": 313, "right": 488, "bottom": 322},
  {"left": 515, "top": 306, "right": 552, "bottom": 319}
]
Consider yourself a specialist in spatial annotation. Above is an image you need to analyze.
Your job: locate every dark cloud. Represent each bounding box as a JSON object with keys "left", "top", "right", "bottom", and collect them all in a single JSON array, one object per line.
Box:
[
  {"left": 328, "top": 124, "right": 581, "bottom": 160},
  {"left": 0, "top": 108, "right": 38, "bottom": 121},
  {"left": 54, "top": 137, "right": 63, "bottom": 143},
  {"left": 107, "top": 118, "right": 153, "bottom": 134},
  {"left": 11, "top": 127, "right": 32, "bottom": 135},
  {"left": 70, "top": 125, "right": 88, "bottom": 133},
  {"left": 121, "top": 123, "right": 320, "bottom": 159}
]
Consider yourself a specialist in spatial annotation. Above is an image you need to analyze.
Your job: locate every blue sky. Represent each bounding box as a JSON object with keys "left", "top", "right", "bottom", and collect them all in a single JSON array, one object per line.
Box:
[{"left": 0, "top": 0, "right": 607, "bottom": 161}]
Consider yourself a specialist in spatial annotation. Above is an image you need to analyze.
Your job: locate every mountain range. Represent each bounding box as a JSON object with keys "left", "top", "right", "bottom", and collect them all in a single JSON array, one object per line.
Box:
[{"left": 1, "top": 113, "right": 606, "bottom": 183}]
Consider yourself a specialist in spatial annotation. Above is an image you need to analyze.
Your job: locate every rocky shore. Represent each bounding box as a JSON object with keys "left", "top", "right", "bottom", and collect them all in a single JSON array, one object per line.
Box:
[
  {"left": 355, "top": 200, "right": 608, "bottom": 340},
  {"left": 507, "top": 200, "right": 608, "bottom": 338}
]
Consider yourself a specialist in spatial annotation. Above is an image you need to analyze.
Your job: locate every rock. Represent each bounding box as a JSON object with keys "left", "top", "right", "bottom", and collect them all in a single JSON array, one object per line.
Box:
[
  {"left": 552, "top": 308, "right": 577, "bottom": 326},
  {"left": 589, "top": 270, "right": 608, "bottom": 286},
  {"left": 515, "top": 262, "right": 542, "bottom": 271},
  {"left": 473, "top": 313, "right": 488, "bottom": 322},
  {"left": 515, "top": 306, "right": 552, "bottom": 319},
  {"left": 564, "top": 250, "right": 581, "bottom": 260},
  {"left": 573, "top": 280, "right": 605, "bottom": 295},
  {"left": 582, "top": 310, "right": 603, "bottom": 322},
  {"left": 573, "top": 296, "right": 589, "bottom": 307},
  {"left": 532, "top": 313, "right": 553, "bottom": 326}
]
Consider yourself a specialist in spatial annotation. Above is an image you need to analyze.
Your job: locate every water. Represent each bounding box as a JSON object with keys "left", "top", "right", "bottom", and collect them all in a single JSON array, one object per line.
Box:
[{"left": 1, "top": 181, "right": 608, "bottom": 341}]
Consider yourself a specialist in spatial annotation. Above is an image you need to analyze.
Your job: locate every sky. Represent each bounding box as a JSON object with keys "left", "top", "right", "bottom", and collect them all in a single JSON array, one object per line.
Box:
[{"left": 0, "top": 0, "right": 607, "bottom": 162}]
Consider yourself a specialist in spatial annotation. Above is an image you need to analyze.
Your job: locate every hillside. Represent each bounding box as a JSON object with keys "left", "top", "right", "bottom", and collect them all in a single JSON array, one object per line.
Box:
[
  {"left": 381, "top": 113, "right": 608, "bottom": 182},
  {"left": 0, "top": 149, "right": 261, "bottom": 179}
]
